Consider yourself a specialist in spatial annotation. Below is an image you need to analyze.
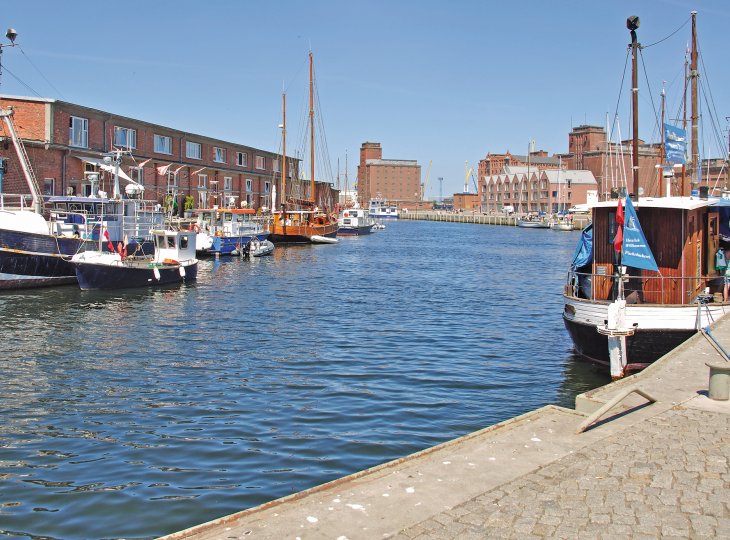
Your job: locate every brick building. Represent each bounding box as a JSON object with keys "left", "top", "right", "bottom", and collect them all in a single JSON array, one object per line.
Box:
[
  {"left": 452, "top": 193, "right": 480, "bottom": 212},
  {"left": 480, "top": 165, "right": 597, "bottom": 214},
  {"left": 357, "top": 142, "right": 421, "bottom": 207},
  {"left": 0, "top": 95, "right": 338, "bottom": 212}
]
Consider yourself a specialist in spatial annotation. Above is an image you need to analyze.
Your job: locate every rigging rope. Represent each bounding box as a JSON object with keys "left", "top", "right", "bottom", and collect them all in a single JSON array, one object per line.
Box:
[{"left": 642, "top": 15, "right": 691, "bottom": 49}]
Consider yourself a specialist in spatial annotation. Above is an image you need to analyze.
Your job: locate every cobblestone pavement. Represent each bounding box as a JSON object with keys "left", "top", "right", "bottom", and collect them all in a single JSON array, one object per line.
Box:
[{"left": 396, "top": 407, "right": 730, "bottom": 539}]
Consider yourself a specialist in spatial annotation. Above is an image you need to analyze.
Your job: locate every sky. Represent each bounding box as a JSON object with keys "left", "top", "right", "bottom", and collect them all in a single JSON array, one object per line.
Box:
[{"left": 1, "top": 0, "right": 729, "bottom": 198}]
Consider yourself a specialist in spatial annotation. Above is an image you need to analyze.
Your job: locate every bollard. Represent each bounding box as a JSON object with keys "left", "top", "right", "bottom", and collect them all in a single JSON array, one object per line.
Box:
[{"left": 706, "top": 362, "right": 730, "bottom": 400}]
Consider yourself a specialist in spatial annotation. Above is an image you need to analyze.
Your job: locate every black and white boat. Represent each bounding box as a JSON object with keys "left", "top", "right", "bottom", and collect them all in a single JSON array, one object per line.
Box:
[
  {"left": 337, "top": 202, "right": 375, "bottom": 235},
  {"left": 0, "top": 108, "right": 163, "bottom": 289},
  {"left": 71, "top": 230, "right": 198, "bottom": 290}
]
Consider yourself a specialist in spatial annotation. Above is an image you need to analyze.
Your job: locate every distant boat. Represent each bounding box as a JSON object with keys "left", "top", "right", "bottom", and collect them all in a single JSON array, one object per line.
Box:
[
  {"left": 192, "top": 207, "right": 269, "bottom": 256},
  {"left": 368, "top": 198, "right": 399, "bottom": 219},
  {"left": 71, "top": 230, "right": 198, "bottom": 290},
  {"left": 338, "top": 203, "right": 375, "bottom": 235},
  {"left": 269, "top": 53, "right": 339, "bottom": 244},
  {"left": 517, "top": 216, "right": 550, "bottom": 228},
  {"left": 550, "top": 220, "right": 574, "bottom": 231}
]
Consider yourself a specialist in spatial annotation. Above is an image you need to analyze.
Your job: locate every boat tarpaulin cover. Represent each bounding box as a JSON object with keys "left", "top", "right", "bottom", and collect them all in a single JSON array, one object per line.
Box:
[{"left": 571, "top": 223, "right": 593, "bottom": 271}]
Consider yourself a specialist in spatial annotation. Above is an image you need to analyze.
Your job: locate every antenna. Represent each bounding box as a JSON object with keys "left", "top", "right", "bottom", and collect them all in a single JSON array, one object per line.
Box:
[{"left": 438, "top": 177, "right": 444, "bottom": 203}]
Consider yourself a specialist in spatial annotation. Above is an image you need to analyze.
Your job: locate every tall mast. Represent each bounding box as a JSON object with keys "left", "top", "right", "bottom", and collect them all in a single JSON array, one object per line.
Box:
[
  {"left": 690, "top": 10, "right": 699, "bottom": 190},
  {"left": 281, "top": 92, "right": 286, "bottom": 208},
  {"left": 628, "top": 16, "right": 640, "bottom": 199},
  {"left": 309, "top": 51, "right": 315, "bottom": 205},
  {"left": 681, "top": 49, "right": 688, "bottom": 196}
]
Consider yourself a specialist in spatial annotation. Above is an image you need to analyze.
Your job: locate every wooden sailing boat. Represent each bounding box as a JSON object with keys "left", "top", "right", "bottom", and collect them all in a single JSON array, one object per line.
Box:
[
  {"left": 562, "top": 12, "right": 730, "bottom": 378},
  {"left": 269, "top": 52, "right": 339, "bottom": 244}
]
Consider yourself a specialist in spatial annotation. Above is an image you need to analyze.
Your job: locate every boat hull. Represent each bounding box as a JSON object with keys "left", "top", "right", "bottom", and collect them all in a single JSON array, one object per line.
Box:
[
  {"left": 337, "top": 224, "right": 374, "bottom": 236},
  {"left": 0, "top": 226, "right": 153, "bottom": 286},
  {"left": 73, "top": 261, "right": 198, "bottom": 290},
  {"left": 562, "top": 294, "right": 729, "bottom": 364},
  {"left": 517, "top": 220, "right": 550, "bottom": 228},
  {"left": 198, "top": 232, "right": 270, "bottom": 256}
]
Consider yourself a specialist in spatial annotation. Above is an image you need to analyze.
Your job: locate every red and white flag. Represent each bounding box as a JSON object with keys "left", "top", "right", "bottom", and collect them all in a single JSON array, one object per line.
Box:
[
  {"left": 137, "top": 158, "right": 151, "bottom": 168},
  {"left": 156, "top": 164, "right": 172, "bottom": 176},
  {"left": 191, "top": 167, "right": 206, "bottom": 176},
  {"left": 173, "top": 165, "right": 185, "bottom": 175}
]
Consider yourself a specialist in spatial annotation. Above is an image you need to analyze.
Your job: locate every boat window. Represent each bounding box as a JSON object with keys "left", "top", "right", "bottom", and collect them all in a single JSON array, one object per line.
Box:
[
  {"left": 167, "top": 236, "right": 176, "bottom": 248},
  {"left": 69, "top": 203, "right": 82, "bottom": 213},
  {"left": 155, "top": 235, "right": 163, "bottom": 249},
  {"left": 54, "top": 202, "right": 67, "bottom": 211},
  {"left": 180, "top": 235, "right": 189, "bottom": 249},
  {"left": 608, "top": 211, "right": 617, "bottom": 245}
]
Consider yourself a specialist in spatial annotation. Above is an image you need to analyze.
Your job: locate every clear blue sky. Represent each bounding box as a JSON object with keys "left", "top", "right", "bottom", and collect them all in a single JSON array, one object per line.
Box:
[{"left": 1, "top": 0, "right": 728, "bottom": 198}]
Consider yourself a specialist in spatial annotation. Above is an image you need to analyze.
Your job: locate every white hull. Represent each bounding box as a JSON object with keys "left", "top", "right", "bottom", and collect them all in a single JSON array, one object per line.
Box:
[{"left": 564, "top": 295, "right": 729, "bottom": 331}]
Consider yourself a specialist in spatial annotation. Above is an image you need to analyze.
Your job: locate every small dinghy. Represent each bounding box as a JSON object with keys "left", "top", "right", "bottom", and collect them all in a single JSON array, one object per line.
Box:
[
  {"left": 310, "top": 235, "right": 338, "bottom": 244},
  {"left": 246, "top": 238, "right": 275, "bottom": 257}
]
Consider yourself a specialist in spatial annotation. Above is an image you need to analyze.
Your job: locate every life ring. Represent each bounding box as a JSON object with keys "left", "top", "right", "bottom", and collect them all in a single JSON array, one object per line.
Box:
[{"left": 191, "top": 224, "right": 200, "bottom": 233}]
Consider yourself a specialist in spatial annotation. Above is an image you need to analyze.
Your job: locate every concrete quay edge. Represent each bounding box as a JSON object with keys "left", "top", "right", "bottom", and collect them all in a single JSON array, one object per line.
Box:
[{"left": 160, "top": 317, "right": 730, "bottom": 539}]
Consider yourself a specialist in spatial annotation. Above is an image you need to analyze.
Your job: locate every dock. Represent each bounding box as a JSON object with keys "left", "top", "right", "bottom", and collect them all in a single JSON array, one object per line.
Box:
[
  {"left": 162, "top": 318, "right": 730, "bottom": 539},
  {"left": 399, "top": 211, "right": 591, "bottom": 229}
]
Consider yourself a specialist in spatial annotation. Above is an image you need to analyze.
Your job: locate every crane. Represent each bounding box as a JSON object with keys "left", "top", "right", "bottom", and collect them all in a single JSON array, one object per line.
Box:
[
  {"left": 421, "top": 159, "right": 432, "bottom": 202},
  {"left": 464, "top": 161, "right": 478, "bottom": 193}
]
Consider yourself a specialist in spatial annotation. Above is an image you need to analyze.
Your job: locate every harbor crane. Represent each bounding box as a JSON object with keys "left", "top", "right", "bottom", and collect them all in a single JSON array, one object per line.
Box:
[
  {"left": 421, "top": 159, "right": 432, "bottom": 201},
  {"left": 464, "top": 161, "right": 478, "bottom": 193}
]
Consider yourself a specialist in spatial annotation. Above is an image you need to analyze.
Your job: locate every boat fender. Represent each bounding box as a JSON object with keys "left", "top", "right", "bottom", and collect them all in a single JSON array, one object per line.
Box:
[
  {"left": 153, "top": 268, "right": 161, "bottom": 281},
  {"left": 179, "top": 266, "right": 186, "bottom": 278}
]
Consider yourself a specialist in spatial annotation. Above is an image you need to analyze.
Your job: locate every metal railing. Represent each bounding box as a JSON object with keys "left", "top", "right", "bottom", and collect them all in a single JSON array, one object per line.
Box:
[
  {"left": 0, "top": 193, "right": 34, "bottom": 210},
  {"left": 565, "top": 269, "right": 722, "bottom": 306}
]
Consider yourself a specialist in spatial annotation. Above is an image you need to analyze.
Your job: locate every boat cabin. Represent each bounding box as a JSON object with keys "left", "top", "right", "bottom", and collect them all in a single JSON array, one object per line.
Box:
[
  {"left": 152, "top": 230, "right": 197, "bottom": 264},
  {"left": 194, "top": 208, "right": 259, "bottom": 236},
  {"left": 573, "top": 196, "right": 722, "bottom": 305}
]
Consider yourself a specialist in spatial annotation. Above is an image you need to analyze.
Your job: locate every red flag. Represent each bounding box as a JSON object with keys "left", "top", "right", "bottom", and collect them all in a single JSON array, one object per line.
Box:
[
  {"left": 613, "top": 198, "right": 624, "bottom": 253},
  {"left": 103, "top": 229, "right": 114, "bottom": 252}
]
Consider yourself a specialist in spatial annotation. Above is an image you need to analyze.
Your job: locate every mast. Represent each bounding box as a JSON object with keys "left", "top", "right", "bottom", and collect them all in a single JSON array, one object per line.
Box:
[
  {"left": 690, "top": 10, "right": 699, "bottom": 191},
  {"left": 680, "top": 44, "right": 689, "bottom": 196},
  {"left": 660, "top": 85, "right": 668, "bottom": 197},
  {"left": 628, "top": 16, "right": 640, "bottom": 200},
  {"left": 281, "top": 92, "right": 286, "bottom": 208},
  {"left": 309, "top": 51, "right": 315, "bottom": 206}
]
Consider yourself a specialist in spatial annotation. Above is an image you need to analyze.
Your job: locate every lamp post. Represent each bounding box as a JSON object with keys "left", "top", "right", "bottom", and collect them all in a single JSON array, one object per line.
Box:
[{"left": 0, "top": 28, "right": 18, "bottom": 89}]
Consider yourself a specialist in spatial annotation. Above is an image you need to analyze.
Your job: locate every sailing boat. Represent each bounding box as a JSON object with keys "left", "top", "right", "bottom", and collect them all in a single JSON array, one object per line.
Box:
[
  {"left": 550, "top": 159, "right": 574, "bottom": 231},
  {"left": 562, "top": 12, "right": 730, "bottom": 378},
  {"left": 269, "top": 52, "right": 339, "bottom": 244}
]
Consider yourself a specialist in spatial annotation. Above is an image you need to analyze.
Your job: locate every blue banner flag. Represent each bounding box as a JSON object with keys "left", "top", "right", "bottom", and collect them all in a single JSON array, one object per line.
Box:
[
  {"left": 664, "top": 123, "right": 687, "bottom": 165},
  {"left": 621, "top": 197, "right": 659, "bottom": 272}
]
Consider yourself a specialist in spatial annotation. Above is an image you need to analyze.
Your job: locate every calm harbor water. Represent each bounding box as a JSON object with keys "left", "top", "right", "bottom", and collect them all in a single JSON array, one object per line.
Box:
[{"left": 0, "top": 220, "right": 608, "bottom": 539}]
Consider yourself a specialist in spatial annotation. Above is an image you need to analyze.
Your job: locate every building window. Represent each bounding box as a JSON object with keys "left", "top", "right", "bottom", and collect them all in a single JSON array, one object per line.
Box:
[
  {"left": 214, "top": 147, "right": 226, "bottom": 163},
  {"left": 246, "top": 179, "right": 252, "bottom": 192},
  {"left": 186, "top": 141, "right": 202, "bottom": 160},
  {"left": 223, "top": 176, "right": 232, "bottom": 192},
  {"left": 154, "top": 134, "right": 172, "bottom": 155},
  {"left": 273, "top": 158, "right": 280, "bottom": 173},
  {"left": 197, "top": 174, "right": 207, "bottom": 208},
  {"left": 130, "top": 167, "right": 144, "bottom": 186},
  {"left": 264, "top": 181, "right": 270, "bottom": 193},
  {"left": 237, "top": 152, "right": 248, "bottom": 167},
  {"left": 69, "top": 116, "right": 88, "bottom": 148},
  {"left": 113, "top": 126, "right": 136, "bottom": 149},
  {"left": 43, "top": 178, "right": 55, "bottom": 196},
  {"left": 255, "top": 155, "right": 265, "bottom": 170}
]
